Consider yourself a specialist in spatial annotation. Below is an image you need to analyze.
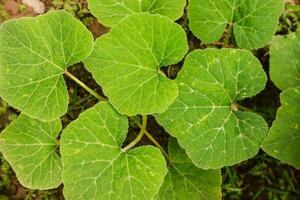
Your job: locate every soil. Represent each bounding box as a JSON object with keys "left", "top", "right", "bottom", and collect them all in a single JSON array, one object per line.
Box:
[
  {"left": 286, "top": 0, "right": 300, "bottom": 5},
  {"left": 1, "top": 0, "right": 37, "bottom": 21}
]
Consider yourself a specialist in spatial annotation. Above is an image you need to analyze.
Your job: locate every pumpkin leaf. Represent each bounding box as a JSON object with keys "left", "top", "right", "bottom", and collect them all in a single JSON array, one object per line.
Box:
[
  {"left": 61, "top": 102, "right": 167, "bottom": 199},
  {"left": 157, "top": 138, "right": 222, "bottom": 200},
  {"left": 188, "top": 0, "right": 284, "bottom": 50},
  {"left": 155, "top": 48, "right": 268, "bottom": 169},
  {"left": 0, "top": 10, "right": 93, "bottom": 121},
  {"left": 0, "top": 115, "right": 62, "bottom": 189},
  {"left": 270, "top": 29, "right": 300, "bottom": 90},
  {"left": 84, "top": 13, "right": 188, "bottom": 116},
  {"left": 88, "top": 0, "right": 186, "bottom": 27},
  {"left": 262, "top": 87, "right": 300, "bottom": 169}
]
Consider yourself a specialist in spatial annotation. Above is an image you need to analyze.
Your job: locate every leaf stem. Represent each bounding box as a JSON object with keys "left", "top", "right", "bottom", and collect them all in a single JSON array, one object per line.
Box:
[
  {"left": 122, "top": 115, "right": 147, "bottom": 152},
  {"left": 64, "top": 70, "right": 107, "bottom": 102},
  {"left": 130, "top": 117, "right": 170, "bottom": 161},
  {"left": 223, "top": 23, "right": 233, "bottom": 47},
  {"left": 237, "top": 104, "right": 252, "bottom": 112},
  {"left": 143, "top": 128, "right": 170, "bottom": 162},
  {"left": 231, "top": 103, "right": 252, "bottom": 112},
  {"left": 64, "top": 70, "right": 168, "bottom": 158}
]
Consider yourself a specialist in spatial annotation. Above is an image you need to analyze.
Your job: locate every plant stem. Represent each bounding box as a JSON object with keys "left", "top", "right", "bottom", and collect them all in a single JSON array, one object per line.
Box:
[
  {"left": 231, "top": 103, "right": 252, "bottom": 112},
  {"left": 129, "top": 117, "right": 171, "bottom": 162},
  {"left": 223, "top": 23, "right": 233, "bottom": 47},
  {"left": 143, "top": 128, "right": 170, "bottom": 162},
  {"left": 237, "top": 104, "right": 252, "bottom": 112},
  {"left": 122, "top": 115, "right": 147, "bottom": 152},
  {"left": 64, "top": 70, "right": 108, "bottom": 102},
  {"left": 64, "top": 70, "right": 168, "bottom": 158},
  {"left": 130, "top": 116, "right": 170, "bottom": 161}
]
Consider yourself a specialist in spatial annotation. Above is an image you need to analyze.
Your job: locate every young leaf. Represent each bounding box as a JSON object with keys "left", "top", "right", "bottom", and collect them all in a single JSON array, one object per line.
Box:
[
  {"left": 0, "top": 115, "right": 62, "bottom": 189},
  {"left": 188, "top": 0, "right": 284, "bottom": 50},
  {"left": 157, "top": 138, "right": 222, "bottom": 200},
  {"left": 88, "top": 0, "right": 186, "bottom": 27},
  {"left": 0, "top": 10, "right": 93, "bottom": 121},
  {"left": 262, "top": 87, "right": 300, "bottom": 169},
  {"left": 61, "top": 102, "right": 167, "bottom": 199},
  {"left": 84, "top": 13, "right": 188, "bottom": 116},
  {"left": 270, "top": 29, "right": 300, "bottom": 90},
  {"left": 155, "top": 48, "right": 268, "bottom": 169}
]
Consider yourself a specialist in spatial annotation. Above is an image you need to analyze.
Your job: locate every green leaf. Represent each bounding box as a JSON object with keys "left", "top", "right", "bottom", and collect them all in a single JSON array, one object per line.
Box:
[
  {"left": 188, "top": 0, "right": 284, "bottom": 50},
  {"left": 262, "top": 87, "right": 300, "bottom": 169},
  {"left": 61, "top": 102, "right": 167, "bottom": 199},
  {"left": 88, "top": 0, "right": 186, "bottom": 27},
  {"left": 270, "top": 29, "right": 300, "bottom": 90},
  {"left": 155, "top": 48, "right": 268, "bottom": 169},
  {"left": 157, "top": 138, "right": 222, "bottom": 200},
  {"left": 0, "top": 10, "right": 93, "bottom": 121},
  {"left": 84, "top": 13, "right": 188, "bottom": 116},
  {"left": 0, "top": 115, "right": 62, "bottom": 189}
]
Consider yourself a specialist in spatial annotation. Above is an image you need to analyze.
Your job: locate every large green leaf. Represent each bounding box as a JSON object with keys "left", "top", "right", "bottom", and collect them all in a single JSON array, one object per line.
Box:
[
  {"left": 84, "top": 13, "right": 188, "bottom": 116},
  {"left": 157, "top": 138, "right": 222, "bottom": 200},
  {"left": 262, "top": 87, "right": 300, "bottom": 169},
  {"left": 88, "top": 0, "right": 186, "bottom": 27},
  {"left": 61, "top": 102, "right": 167, "bottom": 199},
  {"left": 0, "top": 10, "right": 93, "bottom": 121},
  {"left": 188, "top": 0, "right": 284, "bottom": 50},
  {"left": 0, "top": 115, "right": 62, "bottom": 189},
  {"left": 270, "top": 29, "right": 300, "bottom": 90},
  {"left": 155, "top": 48, "right": 268, "bottom": 169}
]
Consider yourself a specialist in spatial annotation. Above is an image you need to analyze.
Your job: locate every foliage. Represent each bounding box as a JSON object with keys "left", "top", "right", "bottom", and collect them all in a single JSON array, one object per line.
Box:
[
  {"left": 0, "top": 115, "right": 62, "bottom": 189},
  {"left": 61, "top": 102, "right": 167, "bottom": 199},
  {"left": 155, "top": 48, "right": 268, "bottom": 169},
  {"left": 0, "top": 10, "right": 93, "bottom": 121},
  {"left": 222, "top": 152, "right": 300, "bottom": 200},
  {"left": 188, "top": 0, "right": 285, "bottom": 49},
  {"left": 157, "top": 138, "right": 222, "bottom": 200},
  {"left": 262, "top": 87, "right": 300, "bottom": 169},
  {"left": 84, "top": 12, "right": 188, "bottom": 115},
  {"left": 0, "top": 0, "right": 299, "bottom": 199},
  {"left": 87, "top": 0, "right": 186, "bottom": 27},
  {"left": 262, "top": 28, "right": 300, "bottom": 170},
  {"left": 269, "top": 29, "right": 300, "bottom": 90}
]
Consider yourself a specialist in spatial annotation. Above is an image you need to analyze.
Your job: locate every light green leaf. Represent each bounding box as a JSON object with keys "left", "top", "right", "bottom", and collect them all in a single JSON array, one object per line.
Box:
[
  {"left": 188, "top": 0, "right": 284, "bottom": 50},
  {"left": 0, "top": 115, "right": 62, "bottom": 189},
  {"left": 84, "top": 13, "right": 188, "bottom": 116},
  {"left": 88, "top": 0, "right": 186, "bottom": 27},
  {"left": 157, "top": 138, "right": 222, "bottom": 200},
  {"left": 61, "top": 102, "right": 167, "bottom": 200},
  {"left": 155, "top": 48, "right": 268, "bottom": 169},
  {"left": 262, "top": 87, "right": 300, "bottom": 169},
  {"left": 270, "top": 29, "right": 300, "bottom": 90},
  {"left": 0, "top": 10, "right": 93, "bottom": 121}
]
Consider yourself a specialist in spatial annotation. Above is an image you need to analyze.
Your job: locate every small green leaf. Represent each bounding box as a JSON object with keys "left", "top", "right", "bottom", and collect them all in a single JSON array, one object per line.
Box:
[
  {"left": 88, "top": 0, "right": 186, "bottom": 27},
  {"left": 0, "top": 115, "right": 62, "bottom": 189},
  {"left": 0, "top": 10, "right": 93, "bottom": 121},
  {"left": 188, "top": 0, "right": 284, "bottom": 50},
  {"left": 155, "top": 48, "right": 268, "bottom": 169},
  {"left": 157, "top": 138, "right": 222, "bottom": 200},
  {"left": 262, "top": 87, "right": 300, "bottom": 169},
  {"left": 84, "top": 13, "right": 188, "bottom": 116},
  {"left": 270, "top": 29, "right": 300, "bottom": 90},
  {"left": 61, "top": 102, "right": 167, "bottom": 199}
]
